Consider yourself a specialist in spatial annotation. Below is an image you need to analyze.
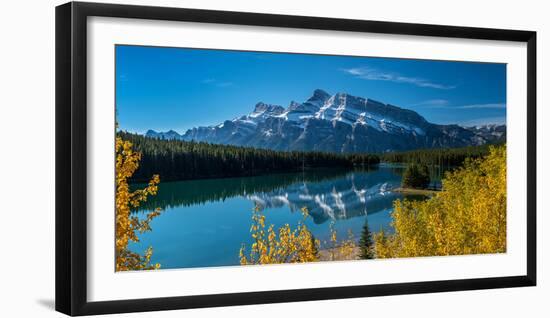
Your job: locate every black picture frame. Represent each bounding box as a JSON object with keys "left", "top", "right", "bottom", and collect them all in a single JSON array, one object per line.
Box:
[{"left": 55, "top": 1, "right": 537, "bottom": 316}]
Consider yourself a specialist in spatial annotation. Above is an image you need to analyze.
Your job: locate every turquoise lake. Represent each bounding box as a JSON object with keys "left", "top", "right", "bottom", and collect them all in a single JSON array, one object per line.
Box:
[{"left": 129, "top": 164, "right": 444, "bottom": 269}]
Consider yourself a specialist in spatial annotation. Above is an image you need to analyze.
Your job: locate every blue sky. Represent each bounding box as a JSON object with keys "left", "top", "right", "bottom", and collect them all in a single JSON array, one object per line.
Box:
[{"left": 116, "top": 45, "right": 506, "bottom": 133}]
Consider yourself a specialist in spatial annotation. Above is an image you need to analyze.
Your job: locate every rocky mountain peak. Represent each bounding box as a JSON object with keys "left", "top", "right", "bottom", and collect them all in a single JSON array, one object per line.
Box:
[
  {"left": 307, "top": 89, "right": 331, "bottom": 104},
  {"left": 252, "top": 102, "right": 285, "bottom": 114}
]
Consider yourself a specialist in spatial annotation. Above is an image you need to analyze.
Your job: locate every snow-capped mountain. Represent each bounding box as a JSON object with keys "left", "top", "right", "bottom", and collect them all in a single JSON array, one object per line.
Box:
[{"left": 145, "top": 89, "right": 506, "bottom": 152}]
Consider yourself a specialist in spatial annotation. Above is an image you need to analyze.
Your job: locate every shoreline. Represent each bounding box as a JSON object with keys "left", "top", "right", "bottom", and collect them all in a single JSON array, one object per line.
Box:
[
  {"left": 392, "top": 187, "right": 440, "bottom": 196},
  {"left": 128, "top": 166, "right": 379, "bottom": 184}
]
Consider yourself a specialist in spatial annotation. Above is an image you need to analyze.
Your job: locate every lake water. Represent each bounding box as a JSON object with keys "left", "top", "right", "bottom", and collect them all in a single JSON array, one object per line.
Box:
[{"left": 129, "top": 164, "right": 443, "bottom": 269}]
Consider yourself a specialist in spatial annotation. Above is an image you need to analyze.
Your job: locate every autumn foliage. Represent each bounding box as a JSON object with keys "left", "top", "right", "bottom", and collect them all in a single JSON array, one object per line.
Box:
[
  {"left": 239, "top": 207, "right": 320, "bottom": 264},
  {"left": 115, "top": 136, "right": 161, "bottom": 271},
  {"left": 239, "top": 207, "right": 363, "bottom": 265},
  {"left": 326, "top": 223, "right": 357, "bottom": 261},
  {"left": 375, "top": 145, "right": 506, "bottom": 258}
]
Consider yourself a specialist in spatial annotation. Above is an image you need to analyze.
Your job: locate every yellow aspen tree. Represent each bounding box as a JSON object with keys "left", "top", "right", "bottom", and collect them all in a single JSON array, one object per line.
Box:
[
  {"left": 327, "top": 223, "right": 357, "bottom": 261},
  {"left": 115, "top": 136, "right": 162, "bottom": 271},
  {"left": 375, "top": 145, "right": 506, "bottom": 258},
  {"left": 240, "top": 207, "right": 320, "bottom": 264}
]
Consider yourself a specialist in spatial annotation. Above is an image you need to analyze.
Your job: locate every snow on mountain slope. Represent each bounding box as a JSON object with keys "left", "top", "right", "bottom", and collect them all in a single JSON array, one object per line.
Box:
[{"left": 145, "top": 89, "right": 506, "bottom": 152}]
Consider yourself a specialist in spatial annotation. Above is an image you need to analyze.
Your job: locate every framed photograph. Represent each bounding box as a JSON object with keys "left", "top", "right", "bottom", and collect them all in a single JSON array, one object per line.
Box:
[{"left": 55, "top": 1, "right": 536, "bottom": 316}]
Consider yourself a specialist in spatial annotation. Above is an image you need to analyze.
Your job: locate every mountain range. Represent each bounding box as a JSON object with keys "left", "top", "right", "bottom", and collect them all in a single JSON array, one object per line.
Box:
[{"left": 145, "top": 89, "right": 506, "bottom": 153}]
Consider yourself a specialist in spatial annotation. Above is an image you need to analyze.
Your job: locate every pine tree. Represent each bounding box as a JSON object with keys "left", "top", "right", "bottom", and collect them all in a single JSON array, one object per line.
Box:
[
  {"left": 402, "top": 163, "right": 430, "bottom": 189},
  {"left": 116, "top": 131, "right": 380, "bottom": 182},
  {"left": 359, "top": 218, "right": 375, "bottom": 259},
  {"left": 379, "top": 143, "right": 499, "bottom": 166}
]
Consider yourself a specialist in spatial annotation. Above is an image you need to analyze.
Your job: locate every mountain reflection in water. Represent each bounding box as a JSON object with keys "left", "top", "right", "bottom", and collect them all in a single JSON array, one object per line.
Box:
[
  {"left": 248, "top": 169, "right": 405, "bottom": 224},
  {"left": 133, "top": 166, "right": 432, "bottom": 225}
]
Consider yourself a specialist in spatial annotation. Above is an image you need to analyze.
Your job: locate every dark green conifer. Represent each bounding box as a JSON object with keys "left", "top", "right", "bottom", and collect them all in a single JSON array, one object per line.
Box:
[{"left": 359, "top": 218, "right": 375, "bottom": 259}]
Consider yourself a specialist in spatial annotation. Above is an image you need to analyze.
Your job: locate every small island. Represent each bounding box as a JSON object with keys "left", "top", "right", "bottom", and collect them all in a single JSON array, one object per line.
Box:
[{"left": 393, "top": 162, "right": 441, "bottom": 196}]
